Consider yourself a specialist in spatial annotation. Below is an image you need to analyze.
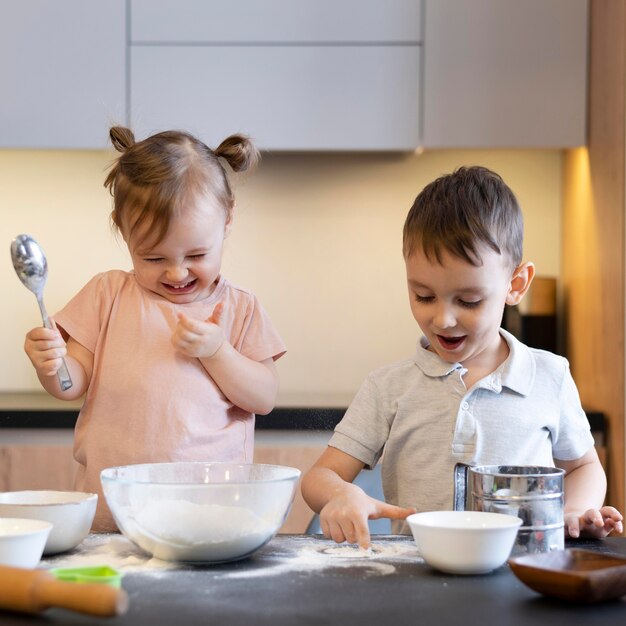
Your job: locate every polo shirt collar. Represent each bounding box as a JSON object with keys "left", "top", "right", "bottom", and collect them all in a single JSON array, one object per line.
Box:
[{"left": 413, "top": 328, "right": 535, "bottom": 396}]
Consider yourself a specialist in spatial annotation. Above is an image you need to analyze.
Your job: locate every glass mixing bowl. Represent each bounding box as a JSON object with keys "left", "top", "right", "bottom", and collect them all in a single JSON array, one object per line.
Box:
[{"left": 101, "top": 462, "right": 300, "bottom": 563}]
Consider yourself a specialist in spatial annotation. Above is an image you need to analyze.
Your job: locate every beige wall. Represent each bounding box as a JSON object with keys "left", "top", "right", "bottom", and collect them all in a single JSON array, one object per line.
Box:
[{"left": 1, "top": 149, "right": 563, "bottom": 405}]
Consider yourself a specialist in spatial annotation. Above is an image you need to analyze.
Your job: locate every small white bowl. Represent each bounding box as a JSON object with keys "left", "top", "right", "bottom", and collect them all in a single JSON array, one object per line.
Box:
[
  {"left": 0, "top": 518, "right": 52, "bottom": 568},
  {"left": 407, "top": 510, "right": 522, "bottom": 575},
  {"left": 0, "top": 491, "right": 97, "bottom": 555}
]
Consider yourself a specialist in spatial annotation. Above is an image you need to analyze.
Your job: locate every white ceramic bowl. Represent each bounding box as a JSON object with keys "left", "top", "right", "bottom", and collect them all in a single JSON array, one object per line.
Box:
[
  {"left": 0, "top": 491, "right": 97, "bottom": 555},
  {"left": 407, "top": 510, "right": 523, "bottom": 574},
  {"left": 0, "top": 518, "right": 52, "bottom": 568},
  {"left": 101, "top": 462, "right": 300, "bottom": 563}
]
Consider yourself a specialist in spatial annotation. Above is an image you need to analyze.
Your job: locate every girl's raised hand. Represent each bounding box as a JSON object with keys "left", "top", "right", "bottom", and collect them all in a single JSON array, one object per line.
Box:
[
  {"left": 24, "top": 321, "right": 67, "bottom": 376},
  {"left": 171, "top": 303, "right": 226, "bottom": 359}
]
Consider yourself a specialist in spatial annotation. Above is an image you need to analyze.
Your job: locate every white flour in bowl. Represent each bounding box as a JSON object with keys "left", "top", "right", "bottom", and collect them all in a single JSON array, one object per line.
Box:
[
  {"left": 132, "top": 500, "right": 273, "bottom": 545},
  {"left": 122, "top": 500, "right": 276, "bottom": 562}
]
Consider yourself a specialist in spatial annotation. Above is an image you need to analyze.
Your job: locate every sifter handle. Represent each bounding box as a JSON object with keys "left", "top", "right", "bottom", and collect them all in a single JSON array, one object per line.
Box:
[{"left": 453, "top": 463, "right": 470, "bottom": 511}]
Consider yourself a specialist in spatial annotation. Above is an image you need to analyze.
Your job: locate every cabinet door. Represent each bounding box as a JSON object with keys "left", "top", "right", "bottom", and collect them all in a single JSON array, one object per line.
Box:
[
  {"left": 0, "top": 0, "right": 126, "bottom": 148},
  {"left": 131, "top": 46, "right": 421, "bottom": 151},
  {"left": 131, "top": 0, "right": 422, "bottom": 43},
  {"left": 422, "top": 0, "right": 588, "bottom": 148}
]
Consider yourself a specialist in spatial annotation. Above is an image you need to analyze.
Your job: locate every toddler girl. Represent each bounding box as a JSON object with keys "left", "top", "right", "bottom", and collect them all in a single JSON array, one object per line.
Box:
[{"left": 24, "top": 127, "right": 286, "bottom": 530}]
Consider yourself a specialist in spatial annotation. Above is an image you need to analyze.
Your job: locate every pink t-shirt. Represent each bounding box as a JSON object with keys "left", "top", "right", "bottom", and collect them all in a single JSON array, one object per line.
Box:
[{"left": 55, "top": 270, "right": 286, "bottom": 531}]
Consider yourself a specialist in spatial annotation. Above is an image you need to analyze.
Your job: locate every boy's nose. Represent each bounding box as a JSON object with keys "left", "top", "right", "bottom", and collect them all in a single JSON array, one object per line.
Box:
[{"left": 433, "top": 306, "right": 456, "bottom": 329}]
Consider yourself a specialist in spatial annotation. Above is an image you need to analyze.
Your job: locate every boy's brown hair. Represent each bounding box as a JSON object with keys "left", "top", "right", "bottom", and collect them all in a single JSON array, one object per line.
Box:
[{"left": 402, "top": 166, "right": 523, "bottom": 268}]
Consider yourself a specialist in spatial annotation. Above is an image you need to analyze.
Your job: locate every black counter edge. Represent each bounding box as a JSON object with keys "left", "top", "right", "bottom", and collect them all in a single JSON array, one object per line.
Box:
[
  {"left": 0, "top": 407, "right": 607, "bottom": 433},
  {"left": 0, "top": 407, "right": 348, "bottom": 431}
]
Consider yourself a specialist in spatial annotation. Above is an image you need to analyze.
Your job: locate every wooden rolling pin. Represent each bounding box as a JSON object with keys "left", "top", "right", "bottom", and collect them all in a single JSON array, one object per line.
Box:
[{"left": 0, "top": 565, "right": 129, "bottom": 617}]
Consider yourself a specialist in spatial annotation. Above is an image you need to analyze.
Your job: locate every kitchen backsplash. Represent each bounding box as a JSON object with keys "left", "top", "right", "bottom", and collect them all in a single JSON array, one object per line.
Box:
[{"left": 0, "top": 148, "right": 563, "bottom": 406}]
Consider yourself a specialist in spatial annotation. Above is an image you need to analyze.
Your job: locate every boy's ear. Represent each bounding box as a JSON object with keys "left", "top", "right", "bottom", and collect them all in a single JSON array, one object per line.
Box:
[{"left": 506, "top": 262, "right": 535, "bottom": 306}]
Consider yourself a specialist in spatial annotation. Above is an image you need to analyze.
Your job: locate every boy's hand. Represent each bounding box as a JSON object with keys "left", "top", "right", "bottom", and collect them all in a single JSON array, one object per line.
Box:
[
  {"left": 172, "top": 303, "right": 225, "bottom": 359},
  {"left": 565, "top": 506, "right": 623, "bottom": 539},
  {"left": 24, "top": 322, "right": 67, "bottom": 376},
  {"left": 319, "top": 484, "right": 416, "bottom": 549}
]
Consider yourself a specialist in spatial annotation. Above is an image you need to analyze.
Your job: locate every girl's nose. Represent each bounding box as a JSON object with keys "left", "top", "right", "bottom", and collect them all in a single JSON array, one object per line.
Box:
[{"left": 166, "top": 263, "right": 188, "bottom": 282}]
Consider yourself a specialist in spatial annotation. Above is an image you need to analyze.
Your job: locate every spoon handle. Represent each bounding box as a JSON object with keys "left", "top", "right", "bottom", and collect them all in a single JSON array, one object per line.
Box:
[
  {"left": 37, "top": 296, "right": 73, "bottom": 392},
  {"left": 54, "top": 359, "right": 74, "bottom": 392}
]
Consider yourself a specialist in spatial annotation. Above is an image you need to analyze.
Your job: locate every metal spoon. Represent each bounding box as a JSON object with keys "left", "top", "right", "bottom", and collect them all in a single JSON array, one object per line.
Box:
[{"left": 10, "top": 234, "right": 73, "bottom": 391}]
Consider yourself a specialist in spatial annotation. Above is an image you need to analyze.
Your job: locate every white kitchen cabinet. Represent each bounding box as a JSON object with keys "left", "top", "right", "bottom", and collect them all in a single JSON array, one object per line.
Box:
[
  {"left": 422, "top": 0, "right": 588, "bottom": 148},
  {"left": 130, "top": 0, "right": 422, "bottom": 43},
  {"left": 0, "top": 0, "right": 588, "bottom": 151},
  {"left": 0, "top": 0, "right": 126, "bottom": 149},
  {"left": 131, "top": 46, "right": 420, "bottom": 151},
  {"left": 129, "top": 0, "right": 422, "bottom": 151}
]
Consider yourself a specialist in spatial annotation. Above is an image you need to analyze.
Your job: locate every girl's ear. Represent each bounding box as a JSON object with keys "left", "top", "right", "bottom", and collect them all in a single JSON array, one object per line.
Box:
[
  {"left": 224, "top": 205, "right": 235, "bottom": 238},
  {"left": 506, "top": 262, "right": 535, "bottom": 306}
]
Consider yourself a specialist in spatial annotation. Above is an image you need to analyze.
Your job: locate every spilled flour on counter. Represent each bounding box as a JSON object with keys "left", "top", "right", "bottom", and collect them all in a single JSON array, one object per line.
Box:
[
  {"left": 39, "top": 535, "right": 423, "bottom": 580},
  {"left": 39, "top": 534, "right": 174, "bottom": 576},
  {"left": 219, "top": 536, "right": 423, "bottom": 580},
  {"left": 322, "top": 545, "right": 377, "bottom": 557}
]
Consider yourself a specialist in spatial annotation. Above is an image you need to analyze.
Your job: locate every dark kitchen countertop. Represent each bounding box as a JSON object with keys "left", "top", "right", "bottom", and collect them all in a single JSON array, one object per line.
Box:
[
  {"left": 0, "top": 406, "right": 607, "bottom": 433},
  {"left": 6, "top": 534, "right": 625, "bottom": 626}
]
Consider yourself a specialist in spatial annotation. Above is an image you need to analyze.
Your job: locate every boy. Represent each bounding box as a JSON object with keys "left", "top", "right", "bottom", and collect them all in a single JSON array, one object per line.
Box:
[{"left": 301, "top": 166, "right": 623, "bottom": 549}]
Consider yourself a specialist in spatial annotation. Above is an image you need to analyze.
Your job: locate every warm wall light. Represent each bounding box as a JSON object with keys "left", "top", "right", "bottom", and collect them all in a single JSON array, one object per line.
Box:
[
  {"left": 563, "top": 145, "right": 600, "bottom": 287},
  {"left": 563, "top": 146, "right": 597, "bottom": 265},
  {"left": 569, "top": 147, "right": 593, "bottom": 221}
]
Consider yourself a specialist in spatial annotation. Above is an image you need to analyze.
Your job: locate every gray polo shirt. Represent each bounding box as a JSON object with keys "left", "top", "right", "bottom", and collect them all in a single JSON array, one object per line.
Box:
[{"left": 329, "top": 329, "right": 594, "bottom": 533}]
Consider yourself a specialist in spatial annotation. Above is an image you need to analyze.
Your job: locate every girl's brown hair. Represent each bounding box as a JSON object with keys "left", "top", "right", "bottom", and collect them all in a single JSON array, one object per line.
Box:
[{"left": 104, "top": 127, "right": 259, "bottom": 248}]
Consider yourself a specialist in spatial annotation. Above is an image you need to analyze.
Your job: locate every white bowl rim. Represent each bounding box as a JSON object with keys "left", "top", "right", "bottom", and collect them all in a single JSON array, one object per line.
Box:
[
  {"left": 100, "top": 461, "right": 301, "bottom": 486},
  {"left": 406, "top": 510, "right": 523, "bottom": 529},
  {"left": 0, "top": 517, "right": 54, "bottom": 536},
  {"left": 0, "top": 490, "right": 97, "bottom": 506}
]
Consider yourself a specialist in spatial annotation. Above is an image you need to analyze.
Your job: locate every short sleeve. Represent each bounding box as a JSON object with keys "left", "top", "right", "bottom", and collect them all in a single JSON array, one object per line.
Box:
[
  {"left": 54, "top": 272, "right": 118, "bottom": 353},
  {"left": 230, "top": 293, "right": 286, "bottom": 363},
  {"left": 551, "top": 363, "right": 595, "bottom": 461},
  {"left": 329, "top": 373, "right": 391, "bottom": 468}
]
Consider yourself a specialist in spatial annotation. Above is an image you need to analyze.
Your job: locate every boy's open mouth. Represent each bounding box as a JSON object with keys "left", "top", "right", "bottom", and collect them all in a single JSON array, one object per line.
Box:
[
  {"left": 163, "top": 279, "right": 197, "bottom": 294},
  {"left": 436, "top": 334, "right": 466, "bottom": 350}
]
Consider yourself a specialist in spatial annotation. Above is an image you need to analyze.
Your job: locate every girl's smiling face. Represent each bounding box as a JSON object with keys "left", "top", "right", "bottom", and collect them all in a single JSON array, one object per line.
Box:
[
  {"left": 405, "top": 244, "right": 532, "bottom": 374},
  {"left": 126, "top": 193, "right": 231, "bottom": 304}
]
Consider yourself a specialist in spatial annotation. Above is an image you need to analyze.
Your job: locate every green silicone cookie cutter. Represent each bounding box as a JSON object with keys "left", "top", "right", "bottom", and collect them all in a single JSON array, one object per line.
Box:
[{"left": 49, "top": 565, "right": 123, "bottom": 588}]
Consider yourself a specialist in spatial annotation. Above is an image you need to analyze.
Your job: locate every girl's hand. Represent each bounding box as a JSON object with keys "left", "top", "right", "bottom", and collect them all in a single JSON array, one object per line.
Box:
[
  {"left": 24, "top": 322, "right": 68, "bottom": 376},
  {"left": 565, "top": 506, "right": 624, "bottom": 539},
  {"left": 319, "top": 484, "right": 416, "bottom": 549},
  {"left": 171, "top": 303, "right": 226, "bottom": 359}
]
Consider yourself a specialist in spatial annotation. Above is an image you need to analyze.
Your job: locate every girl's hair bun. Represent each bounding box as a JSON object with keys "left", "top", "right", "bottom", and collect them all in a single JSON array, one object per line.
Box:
[
  {"left": 109, "top": 126, "right": 136, "bottom": 153},
  {"left": 214, "top": 134, "right": 260, "bottom": 173}
]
